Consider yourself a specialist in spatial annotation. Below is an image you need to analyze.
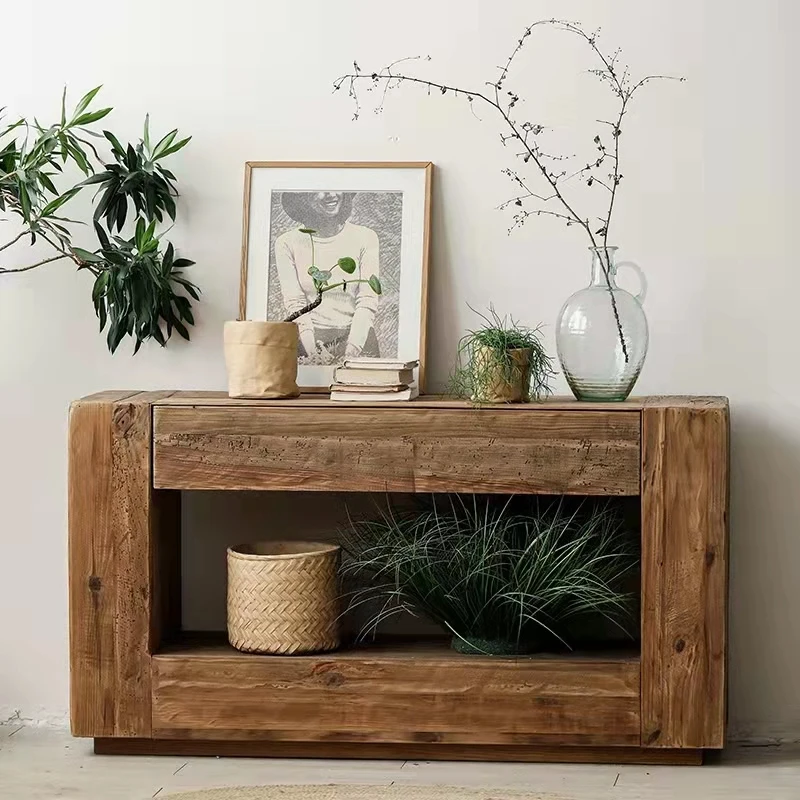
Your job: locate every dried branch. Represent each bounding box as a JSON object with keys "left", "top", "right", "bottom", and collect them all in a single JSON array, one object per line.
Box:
[
  {"left": 0, "top": 231, "right": 27, "bottom": 253},
  {"left": 0, "top": 252, "right": 70, "bottom": 275},
  {"left": 334, "top": 18, "right": 683, "bottom": 361}
]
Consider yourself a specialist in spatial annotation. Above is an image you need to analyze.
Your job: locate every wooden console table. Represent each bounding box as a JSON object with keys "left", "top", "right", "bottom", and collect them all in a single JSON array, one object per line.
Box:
[{"left": 68, "top": 392, "right": 729, "bottom": 765}]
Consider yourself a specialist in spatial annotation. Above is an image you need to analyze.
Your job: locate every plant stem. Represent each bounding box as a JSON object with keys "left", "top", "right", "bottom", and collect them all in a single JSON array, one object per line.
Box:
[
  {"left": 0, "top": 231, "right": 27, "bottom": 253},
  {"left": 284, "top": 290, "right": 323, "bottom": 323},
  {"left": 334, "top": 18, "right": 667, "bottom": 363},
  {"left": 0, "top": 252, "right": 70, "bottom": 275},
  {"left": 282, "top": 279, "right": 373, "bottom": 323},
  {"left": 343, "top": 69, "right": 633, "bottom": 360}
]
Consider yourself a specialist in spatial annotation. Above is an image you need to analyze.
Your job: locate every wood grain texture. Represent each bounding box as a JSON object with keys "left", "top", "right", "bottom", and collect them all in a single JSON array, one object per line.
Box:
[
  {"left": 238, "top": 161, "right": 253, "bottom": 321},
  {"left": 111, "top": 392, "right": 176, "bottom": 736},
  {"left": 94, "top": 738, "right": 702, "bottom": 765},
  {"left": 69, "top": 399, "right": 120, "bottom": 737},
  {"left": 153, "top": 406, "right": 641, "bottom": 494},
  {"left": 418, "top": 163, "right": 433, "bottom": 394},
  {"left": 76, "top": 390, "right": 140, "bottom": 403},
  {"left": 640, "top": 403, "right": 729, "bottom": 749},
  {"left": 69, "top": 391, "right": 174, "bottom": 738},
  {"left": 153, "top": 391, "right": 729, "bottom": 411},
  {"left": 152, "top": 638, "right": 640, "bottom": 746}
]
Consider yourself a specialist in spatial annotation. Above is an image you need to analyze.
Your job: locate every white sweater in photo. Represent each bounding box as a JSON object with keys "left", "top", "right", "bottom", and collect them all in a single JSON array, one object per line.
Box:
[{"left": 274, "top": 223, "right": 380, "bottom": 351}]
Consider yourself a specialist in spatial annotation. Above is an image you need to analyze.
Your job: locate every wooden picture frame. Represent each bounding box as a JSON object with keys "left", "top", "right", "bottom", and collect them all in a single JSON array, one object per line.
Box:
[{"left": 239, "top": 162, "right": 433, "bottom": 393}]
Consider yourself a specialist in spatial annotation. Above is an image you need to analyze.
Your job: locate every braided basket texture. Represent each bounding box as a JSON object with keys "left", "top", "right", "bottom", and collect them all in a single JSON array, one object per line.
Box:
[{"left": 227, "top": 542, "right": 341, "bottom": 654}]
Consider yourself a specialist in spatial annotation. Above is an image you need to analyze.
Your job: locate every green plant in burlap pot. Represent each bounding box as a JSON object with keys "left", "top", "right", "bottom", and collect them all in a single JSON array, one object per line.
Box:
[
  {"left": 225, "top": 228, "right": 381, "bottom": 398},
  {"left": 450, "top": 307, "right": 556, "bottom": 404}
]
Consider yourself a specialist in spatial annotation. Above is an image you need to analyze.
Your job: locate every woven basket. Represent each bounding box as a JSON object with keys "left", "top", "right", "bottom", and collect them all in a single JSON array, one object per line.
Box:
[{"left": 227, "top": 542, "right": 341, "bottom": 655}]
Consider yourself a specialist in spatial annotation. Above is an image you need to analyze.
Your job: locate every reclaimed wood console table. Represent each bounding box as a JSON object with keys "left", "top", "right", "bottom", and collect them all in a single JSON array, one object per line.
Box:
[{"left": 68, "top": 392, "right": 729, "bottom": 765}]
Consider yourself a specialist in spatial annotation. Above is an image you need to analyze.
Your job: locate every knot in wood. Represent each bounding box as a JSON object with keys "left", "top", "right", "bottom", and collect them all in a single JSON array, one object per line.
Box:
[
  {"left": 645, "top": 728, "right": 662, "bottom": 745},
  {"left": 112, "top": 405, "right": 136, "bottom": 436}
]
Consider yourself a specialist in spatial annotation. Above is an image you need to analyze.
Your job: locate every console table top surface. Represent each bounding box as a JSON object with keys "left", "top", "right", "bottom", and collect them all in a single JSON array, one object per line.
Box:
[{"left": 78, "top": 390, "right": 729, "bottom": 412}]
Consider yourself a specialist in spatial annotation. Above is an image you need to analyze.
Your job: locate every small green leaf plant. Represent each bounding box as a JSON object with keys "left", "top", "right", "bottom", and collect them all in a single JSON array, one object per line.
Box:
[
  {"left": 449, "top": 306, "right": 557, "bottom": 403},
  {"left": 283, "top": 228, "right": 382, "bottom": 323},
  {"left": 0, "top": 86, "right": 197, "bottom": 353}
]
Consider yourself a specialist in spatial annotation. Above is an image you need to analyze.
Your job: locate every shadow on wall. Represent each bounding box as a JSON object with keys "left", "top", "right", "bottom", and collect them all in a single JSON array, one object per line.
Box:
[{"left": 728, "top": 403, "right": 800, "bottom": 741}]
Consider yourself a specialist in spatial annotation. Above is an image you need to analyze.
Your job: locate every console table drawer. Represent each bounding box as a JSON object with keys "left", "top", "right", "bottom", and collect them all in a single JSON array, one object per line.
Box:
[{"left": 152, "top": 406, "right": 640, "bottom": 494}]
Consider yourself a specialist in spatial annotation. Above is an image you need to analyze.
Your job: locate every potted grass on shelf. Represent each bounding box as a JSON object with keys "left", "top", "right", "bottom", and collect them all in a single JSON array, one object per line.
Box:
[
  {"left": 450, "top": 307, "right": 556, "bottom": 404},
  {"left": 339, "top": 496, "right": 637, "bottom": 656}
]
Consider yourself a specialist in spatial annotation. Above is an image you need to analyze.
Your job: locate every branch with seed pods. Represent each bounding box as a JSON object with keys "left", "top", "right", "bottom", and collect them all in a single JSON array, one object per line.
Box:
[{"left": 334, "top": 19, "right": 684, "bottom": 361}]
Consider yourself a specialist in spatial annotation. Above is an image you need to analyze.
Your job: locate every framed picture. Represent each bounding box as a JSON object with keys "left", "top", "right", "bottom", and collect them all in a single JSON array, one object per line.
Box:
[{"left": 239, "top": 161, "right": 432, "bottom": 392}]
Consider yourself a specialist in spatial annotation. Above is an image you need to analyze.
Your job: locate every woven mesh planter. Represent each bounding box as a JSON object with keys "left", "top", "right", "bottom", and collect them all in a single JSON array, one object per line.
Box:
[{"left": 227, "top": 542, "right": 341, "bottom": 655}]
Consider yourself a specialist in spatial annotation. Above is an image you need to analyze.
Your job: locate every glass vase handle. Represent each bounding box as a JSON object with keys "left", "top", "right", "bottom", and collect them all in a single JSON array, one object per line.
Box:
[{"left": 615, "top": 261, "right": 647, "bottom": 304}]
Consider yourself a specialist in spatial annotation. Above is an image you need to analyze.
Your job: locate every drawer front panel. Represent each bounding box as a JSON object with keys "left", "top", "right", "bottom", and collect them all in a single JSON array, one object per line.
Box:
[{"left": 153, "top": 407, "right": 641, "bottom": 494}]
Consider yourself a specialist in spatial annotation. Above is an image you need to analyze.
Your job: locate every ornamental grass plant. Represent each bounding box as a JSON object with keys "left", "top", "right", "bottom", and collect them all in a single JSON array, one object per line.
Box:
[
  {"left": 449, "top": 307, "right": 556, "bottom": 404},
  {"left": 340, "top": 496, "right": 637, "bottom": 655}
]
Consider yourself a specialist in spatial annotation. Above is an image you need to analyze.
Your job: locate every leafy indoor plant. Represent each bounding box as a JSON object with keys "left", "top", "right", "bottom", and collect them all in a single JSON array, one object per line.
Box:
[
  {"left": 450, "top": 307, "right": 555, "bottom": 403},
  {"left": 0, "top": 86, "right": 196, "bottom": 353},
  {"left": 340, "top": 496, "right": 637, "bottom": 655},
  {"left": 225, "top": 227, "right": 382, "bottom": 399}
]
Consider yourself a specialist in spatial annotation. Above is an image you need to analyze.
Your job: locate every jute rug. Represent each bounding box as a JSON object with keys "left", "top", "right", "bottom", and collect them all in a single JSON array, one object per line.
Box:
[{"left": 164, "top": 786, "right": 555, "bottom": 799}]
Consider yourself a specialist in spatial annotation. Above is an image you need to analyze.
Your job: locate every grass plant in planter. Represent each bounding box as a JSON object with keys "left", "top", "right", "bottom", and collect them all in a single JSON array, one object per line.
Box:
[
  {"left": 450, "top": 308, "right": 556, "bottom": 403},
  {"left": 225, "top": 227, "right": 381, "bottom": 398},
  {"left": 340, "top": 496, "right": 637, "bottom": 655}
]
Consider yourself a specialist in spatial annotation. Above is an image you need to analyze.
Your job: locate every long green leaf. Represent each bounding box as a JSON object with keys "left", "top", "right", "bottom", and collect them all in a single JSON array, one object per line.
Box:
[
  {"left": 40, "top": 186, "right": 82, "bottom": 217},
  {"left": 71, "top": 85, "right": 103, "bottom": 119},
  {"left": 103, "top": 130, "right": 125, "bottom": 157},
  {"left": 72, "top": 108, "right": 112, "bottom": 127},
  {"left": 73, "top": 247, "right": 104, "bottom": 264},
  {"left": 79, "top": 171, "right": 113, "bottom": 187},
  {"left": 153, "top": 136, "right": 191, "bottom": 161},
  {"left": 18, "top": 181, "right": 31, "bottom": 223},
  {"left": 38, "top": 172, "right": 58, "bottom": 195},
  {"left": 66, "top": 142, "right": 90, "bottom": 175},
  {"left": 151, "top": 129, "right": 177, "bottom": 158}
]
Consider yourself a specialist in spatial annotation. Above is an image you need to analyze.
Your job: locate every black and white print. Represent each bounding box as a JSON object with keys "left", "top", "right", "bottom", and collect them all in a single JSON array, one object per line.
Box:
[
  {"left": 267, "top": 190, "right": 403, "bottom": 365},
  {"left": 240, "top": 163, "right": 430, "bottom": 390}
]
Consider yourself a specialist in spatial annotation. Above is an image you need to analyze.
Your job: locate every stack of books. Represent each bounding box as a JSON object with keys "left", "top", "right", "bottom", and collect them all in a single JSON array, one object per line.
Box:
[{"left": 330, "top": 358, "right": 420, "bottom": 402}]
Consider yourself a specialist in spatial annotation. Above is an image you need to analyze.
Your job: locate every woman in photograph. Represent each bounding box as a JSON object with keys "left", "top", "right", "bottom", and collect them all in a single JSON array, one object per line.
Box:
[{"left": 274, "top": 191, "right": 380, "bottom": 362}]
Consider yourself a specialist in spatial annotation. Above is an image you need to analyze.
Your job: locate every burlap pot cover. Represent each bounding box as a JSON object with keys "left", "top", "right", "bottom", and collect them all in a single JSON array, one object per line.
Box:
[
  {"left": 227, "top": 542, "right": 341, "bottom": 655},
  {"left": 471, "top": 345, "right": 532, "bottom": 403},
  {"left": 224, "top": 321, "right": 300, "bottom": 399}
]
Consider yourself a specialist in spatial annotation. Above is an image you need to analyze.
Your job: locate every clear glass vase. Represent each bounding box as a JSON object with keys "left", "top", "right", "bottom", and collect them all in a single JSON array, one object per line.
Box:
[{"left": 556, "top": 247, "right": 648, "bottom": 402}]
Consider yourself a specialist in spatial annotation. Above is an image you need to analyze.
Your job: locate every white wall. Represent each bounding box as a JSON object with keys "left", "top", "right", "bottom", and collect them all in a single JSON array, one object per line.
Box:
[{"left": 1, "top": 0, "right": 797, "bottom": 741}]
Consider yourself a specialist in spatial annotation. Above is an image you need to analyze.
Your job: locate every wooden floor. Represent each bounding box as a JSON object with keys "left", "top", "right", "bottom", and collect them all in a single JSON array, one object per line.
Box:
[{"left": 1, "top": 727, "right": 798, "bottom": 799}]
